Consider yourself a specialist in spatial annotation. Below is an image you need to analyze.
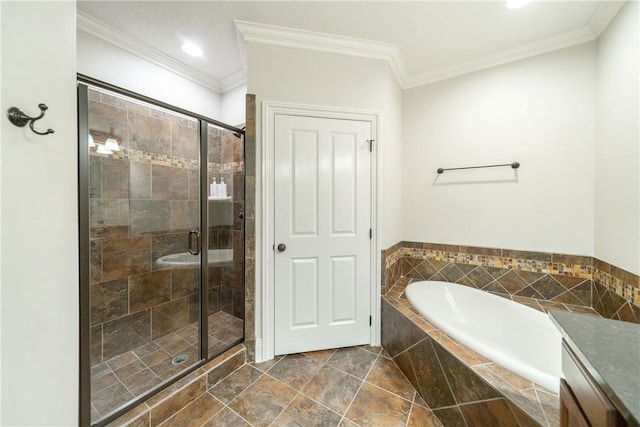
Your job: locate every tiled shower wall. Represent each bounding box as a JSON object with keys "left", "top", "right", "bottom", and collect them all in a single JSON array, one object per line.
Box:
[
  {"left": 382, "top": 242, "right": 640, "bottom": 324},
  {"left": 88, "top": 89, "right": 244, "bottom": 366},
  {"left": 208, "top": 126, "right": 245, "bottom": 320}
]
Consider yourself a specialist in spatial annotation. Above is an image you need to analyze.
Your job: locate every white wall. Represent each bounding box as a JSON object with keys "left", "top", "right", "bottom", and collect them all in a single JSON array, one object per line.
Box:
[
  {"left": 1, "top": 2, "right": 78, "bottom": 425},
  {"left": 594, "top": 1, "right": 639, "bottom": 275},
  {"left": 77, "top": 30, "right": 224, "bottom": 119},
  {"left": 402, "top": 43, "right": 597, "bottom": 256},
  {"left": 221, "top": 84, "right": 248, "bottom": 127},
  {"left": 247, "top": 43, "right": 403, "bottom": 354}
]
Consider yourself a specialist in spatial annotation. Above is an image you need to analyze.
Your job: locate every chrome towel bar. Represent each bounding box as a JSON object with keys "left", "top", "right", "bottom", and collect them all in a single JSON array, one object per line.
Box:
[{"left": 437, "top": 162, "right": 520, "bottom": 174}]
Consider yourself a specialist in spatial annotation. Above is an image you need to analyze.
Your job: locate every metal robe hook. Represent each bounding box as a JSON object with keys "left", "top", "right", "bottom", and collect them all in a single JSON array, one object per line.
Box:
[{"left": 6, "top": 103, "right": 55, "bottom": 135}]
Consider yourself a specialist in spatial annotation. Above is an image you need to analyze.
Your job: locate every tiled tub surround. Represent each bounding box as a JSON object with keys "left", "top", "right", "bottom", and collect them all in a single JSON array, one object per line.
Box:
[
  {"left": 88, "top": 88, "right": 245, "bottom": 420},
  {"left": 382, "top": 287, "right": 562, "bottom": 427},
  {"left": 382, "top": 242, "right": 640, "bottom": 323}
]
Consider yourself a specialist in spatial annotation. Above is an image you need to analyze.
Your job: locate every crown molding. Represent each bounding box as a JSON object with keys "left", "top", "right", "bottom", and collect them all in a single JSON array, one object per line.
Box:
[
  {"left": 221, "top": 69, "right": 247, "bottom": 93},
  {"left": 405, "top": 26, "right": 597, "bottom": 88},
  {"left": 77, "top": 10, "right": 231, "bottom": 94},
  {"left": 235, "top": 0, "right": 620, "bottom": 91},
  {"left": 234, "top": 20, "right": 408, "bottom": 88},
  {"left": 587, "top": 1, "right": 626, "bottom": 37}
]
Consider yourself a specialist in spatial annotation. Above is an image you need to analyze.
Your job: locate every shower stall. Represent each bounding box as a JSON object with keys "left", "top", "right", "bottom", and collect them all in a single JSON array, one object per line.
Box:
[{"left": 78, "top": 77, "right": 245, "bottom": 426}]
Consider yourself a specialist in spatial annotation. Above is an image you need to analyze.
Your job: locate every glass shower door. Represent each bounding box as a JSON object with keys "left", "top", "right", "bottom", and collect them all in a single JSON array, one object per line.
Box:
[
  {"left": 84, "top": 84, "right": 203, "bottom": 423},
  {"left": 79, "top": 80, "right": 245, "bottom": 427},
  {"left": 205, "top": 124, "right": 245, "bottom": 356}
]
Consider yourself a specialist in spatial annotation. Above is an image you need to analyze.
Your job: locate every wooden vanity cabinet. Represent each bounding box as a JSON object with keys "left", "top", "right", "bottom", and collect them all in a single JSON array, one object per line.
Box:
[{"left": 560, "top": 341, "right": 625, "bottom": 427}]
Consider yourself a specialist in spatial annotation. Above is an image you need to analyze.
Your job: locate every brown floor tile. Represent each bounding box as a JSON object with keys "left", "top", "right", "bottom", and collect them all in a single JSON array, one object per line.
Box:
[
  {"left": 338, "top": 418, "right": 360, "bottom": 427},
  {"left": 345, "top": 382, "right": 412, "bottom": 426},
  {"left": 130, "top": 377, "right": 163, "bottom": 397},
  {"left": 227, "top": 375, "right": 298, "bottom": 426},
  {"left": 92, "top": 362, "right": 112, "bottom": 379},
  {"left": 302, "top": 365, "right": 362, "bottom": 414},
  {"left": 407, "top": 403, "right": 443, "bottom": 427},
  {"left": 114, "top": 359, "right": 148, "bottom": 381},
  {"left": 268, "top": 353, "right": 324, "bottom": 390},
  {"left": 155, "top": 332, "right": 185, "bottom": 349},
  {"left": 358, "top": 345, "right": 383, "bottom": 355},
  {"left": 92, "top": 371, "right": 121, "bottom": 393},
  {"left": 326, "top": 347, "right": 377, "bottom": 379},
  {"left": 201, "top": 407, "right": 251, "bottom": 426},
  {"left": 133, "top": 341, "right": 161, "bottom": 358},
  {"left": 274, "top": 394, "right": 343, "bottom": 426},
  {"left": 93, "top": 382, "right": 135, "bottom": 416},
  {"left": 106, "top": 351, "right": 139, "bottom": 371},
  {"left": 303, "top": 348, "right": 337, "bottom": 364},
  {"left": 120, "top": 368, "right": 158, "bottom": 391},
  {"left": 365, "top": 356, "right": 416, "bottom": 402}
]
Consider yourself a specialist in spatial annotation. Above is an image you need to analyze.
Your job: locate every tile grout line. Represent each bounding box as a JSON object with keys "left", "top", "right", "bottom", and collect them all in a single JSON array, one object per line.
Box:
[{"left": 337, "top": 350, "right": 383, "bottom": 426}]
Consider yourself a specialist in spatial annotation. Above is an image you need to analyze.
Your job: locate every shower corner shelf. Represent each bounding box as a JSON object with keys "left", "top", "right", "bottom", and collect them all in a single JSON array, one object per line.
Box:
[{"left": 208, "top": 196, "right": 232, "bottom": 201}]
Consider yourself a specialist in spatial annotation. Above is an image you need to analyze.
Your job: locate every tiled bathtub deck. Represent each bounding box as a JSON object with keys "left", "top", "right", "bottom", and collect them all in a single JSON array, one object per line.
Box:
[{"left": 384, "top": 278, "right": 601, "bottom": 427}]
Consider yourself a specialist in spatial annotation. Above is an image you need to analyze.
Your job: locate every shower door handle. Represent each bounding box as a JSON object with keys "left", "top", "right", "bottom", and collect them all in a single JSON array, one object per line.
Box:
[{"left": 188, "top": 230, "right": 201, "bottom": 255}]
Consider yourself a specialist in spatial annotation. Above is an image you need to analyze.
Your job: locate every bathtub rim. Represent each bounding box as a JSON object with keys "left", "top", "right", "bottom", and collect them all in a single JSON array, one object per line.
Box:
[{"left": 156, "top": 248, "right": 234, "bottom": 267}]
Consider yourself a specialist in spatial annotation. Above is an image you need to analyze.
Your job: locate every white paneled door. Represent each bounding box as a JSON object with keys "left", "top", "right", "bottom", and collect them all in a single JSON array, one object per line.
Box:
[{"left": 274, "top": 115, "right": 372, "bottom": 355}]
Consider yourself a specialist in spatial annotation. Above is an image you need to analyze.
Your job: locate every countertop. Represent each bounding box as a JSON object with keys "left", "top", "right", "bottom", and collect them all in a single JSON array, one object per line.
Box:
[{"left": 549, "top": 310, "right": 640, "bottom": 427}]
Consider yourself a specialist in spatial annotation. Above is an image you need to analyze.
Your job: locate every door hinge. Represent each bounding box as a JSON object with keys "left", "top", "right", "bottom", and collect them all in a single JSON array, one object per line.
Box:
[
  {"left": 369, "top": 228, "right": 372, "bottom": 239},
  {"left": 367, "top": 139, "right": 374, "bottom": 152},
  {"left": 369, "top": 316, "right": 372, "bottom": 326}
]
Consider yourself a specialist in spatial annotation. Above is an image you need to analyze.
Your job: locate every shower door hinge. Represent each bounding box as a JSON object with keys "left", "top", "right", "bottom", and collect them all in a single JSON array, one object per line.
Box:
[
  {"left": 369, "top": 228, "right": 372, "bottom": 239},
  {"left": 367, "top": 139, "right": 374, "bottom": 152},
  {"left": 369, "top": 316, "right": 372, "bottom": 326}
]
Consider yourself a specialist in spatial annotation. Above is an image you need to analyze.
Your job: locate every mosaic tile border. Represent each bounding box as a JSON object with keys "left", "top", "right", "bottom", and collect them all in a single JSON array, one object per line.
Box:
[
  {"left": 90, "top": 148, "right": 199, "bottom": 170},
  {"left": 209, "top": 161, "right": 244, "bottom": 174},
  {"left": 383, "top": 242, "right": 640, "bottom": 318},
  {"left": 386, "top": 243, "right": 592, "bottom": 278},
  {"left": 90, "top": 150, "right": 244, "bottom": 175}
]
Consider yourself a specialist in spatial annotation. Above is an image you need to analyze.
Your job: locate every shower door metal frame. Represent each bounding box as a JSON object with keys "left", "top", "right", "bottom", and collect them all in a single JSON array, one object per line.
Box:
[{"left": 77, "top": 75, "right": 245, "bottom": 427}]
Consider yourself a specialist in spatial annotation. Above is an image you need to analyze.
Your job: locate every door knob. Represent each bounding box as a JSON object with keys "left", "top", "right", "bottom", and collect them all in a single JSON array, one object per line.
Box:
[{"left": 277, "top": 243, "right": 286, "bottom": 252}]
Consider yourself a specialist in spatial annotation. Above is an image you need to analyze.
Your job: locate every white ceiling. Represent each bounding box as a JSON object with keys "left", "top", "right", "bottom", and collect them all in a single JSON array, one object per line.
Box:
[{"left": 77, "top": 1, "right": 624, "bottom": 93}]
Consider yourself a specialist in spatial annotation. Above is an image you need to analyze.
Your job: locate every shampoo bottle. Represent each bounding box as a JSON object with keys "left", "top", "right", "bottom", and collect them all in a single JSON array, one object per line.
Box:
[
  {"left": 220, "top": 177, "right": 227, "bottom": 198},
  {"left": 210, "top": 178, "right": 217, "bottom": 198}
]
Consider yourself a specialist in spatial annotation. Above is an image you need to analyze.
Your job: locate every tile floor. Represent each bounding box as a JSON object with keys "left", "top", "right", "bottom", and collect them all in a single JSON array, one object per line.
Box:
[
  {"left": 156, "top": 345, "right": 443, "bottom": 427},
  {"left": 91, "top": 311, "right": 244, "bottom": 422}
]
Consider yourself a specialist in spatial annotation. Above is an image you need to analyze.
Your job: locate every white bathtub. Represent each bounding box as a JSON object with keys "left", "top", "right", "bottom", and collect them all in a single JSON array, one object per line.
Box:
[
  {"left": 405, "top": 280, "right": 562, "bottom": 392},
  {"left": 156, "top": 249, "right": 233, "bottom": 267}
]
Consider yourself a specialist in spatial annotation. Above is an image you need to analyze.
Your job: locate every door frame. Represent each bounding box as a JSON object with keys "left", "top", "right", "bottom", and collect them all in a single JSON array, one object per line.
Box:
[{"left": 258, "top": 101, "right": 381, "bottom": 362}]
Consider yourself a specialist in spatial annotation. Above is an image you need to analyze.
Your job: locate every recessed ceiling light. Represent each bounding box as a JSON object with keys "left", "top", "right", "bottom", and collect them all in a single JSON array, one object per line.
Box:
[
  {"left": 181, "top": 42, "right": 203, "bottom": 57},
  {"left": 507, "top": 0, "right": 532, "bottom": 9}
]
